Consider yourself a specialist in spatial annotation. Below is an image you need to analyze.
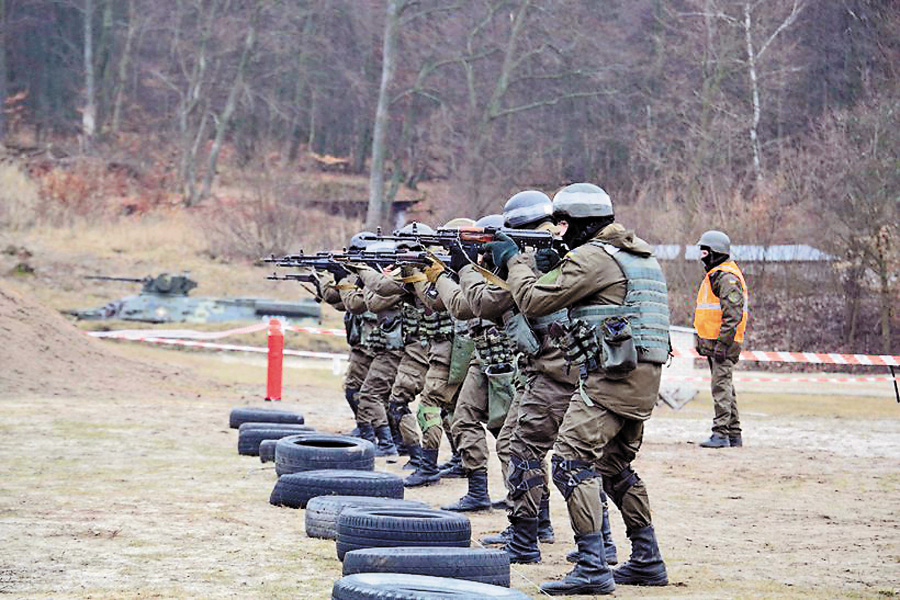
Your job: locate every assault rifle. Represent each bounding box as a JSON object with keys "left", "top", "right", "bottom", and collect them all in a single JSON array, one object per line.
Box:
[
  {"left": 373, "top": 225, "right": 564, "bottom": 253},
  {"left": 265, "top": 249, "right": 450, "bottom": 273}
]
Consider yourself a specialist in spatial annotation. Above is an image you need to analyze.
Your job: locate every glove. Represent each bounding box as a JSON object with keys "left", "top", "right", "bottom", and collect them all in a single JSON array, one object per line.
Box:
[
  {"left": 424, "top": 260, "right": 445, "bottom": 283},
  {"left": 712, "top": 341, "right": 729, "bottom": 363},
  {"left": 449, "top": 242, "right": 478, "bottom": 272},
  {"left": 331, "top": 267, "right": 347, "bottom": 283},
  {"left": 483, "top": 232, "right": 519, "bottom": 269},
  {"left": 534, "top": 248, "right": 562, "bottom": 273}
]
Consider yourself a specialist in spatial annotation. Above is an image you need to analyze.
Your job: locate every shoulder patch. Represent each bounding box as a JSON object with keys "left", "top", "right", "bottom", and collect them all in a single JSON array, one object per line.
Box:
[
  {"left": 537, "top": 268, "right": 561, "bottom": 285},
  {"left": 726, "top": 290, "right": 743, "bottom": 304}
]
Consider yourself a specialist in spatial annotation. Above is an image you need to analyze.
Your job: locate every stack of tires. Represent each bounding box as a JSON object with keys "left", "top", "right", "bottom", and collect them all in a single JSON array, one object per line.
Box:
[{"left": 230, "top": 406, "right": 521, "bottom": 597}]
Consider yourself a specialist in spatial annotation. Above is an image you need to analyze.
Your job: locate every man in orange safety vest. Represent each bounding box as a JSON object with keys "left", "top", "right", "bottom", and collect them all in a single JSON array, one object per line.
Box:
[{"left": 693, "top": 230, "right": 748, "bottom": 448}]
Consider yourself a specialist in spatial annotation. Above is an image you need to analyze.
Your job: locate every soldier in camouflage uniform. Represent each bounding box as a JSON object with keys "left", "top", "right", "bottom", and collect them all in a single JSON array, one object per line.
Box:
[
  {"left": 491, "top": 183, "right": 670, "bottom": 595},
  {"left": 316, "top": 232, "right": 378, "bottom": 428},
  {"left": 356, "top": 228, "right": 432, "bottom": 467},
  {"left": 316, "top": 270, "right": 374, "bottom": 428},
  {"left": 425, "top": 214, "right": 518, "bottom": 512},
  {"left": 693, "top": 230, "right": 748, "bottom": 449},
  {"left": 338, "top": 251, "right": 405, "bottom": 457}
]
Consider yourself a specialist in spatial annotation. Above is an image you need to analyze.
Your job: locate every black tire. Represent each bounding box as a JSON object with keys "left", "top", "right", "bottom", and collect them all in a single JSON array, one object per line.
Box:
[
  {"left": 238, "top": 427, "right": 315, "bottom": 456},
  {"left": 306, "top": 496, "right": 428, "bottom": 540},
  {"left": 342, "top": 547, "right": 510, "bottom": 587},
  {"left": 332, "top": 573, "right": 530, "bottom": 600},
  {"left": 238, "top": 421, "right": 311, "bottom": 432},
  {"left": 336, "top": 507, "right": 470, "bottom": 560},
  {"left": 229, "top": 407, "right": 304, "bottom": 429},
  {"left": 259, "top": 439, "right": 278, "bottom": 463},
  {"left": 275, "top": 434, "right": 375, "bottom": 476},
  {"left": 269, "top": 470, "right": 403, "bottom": 509}
]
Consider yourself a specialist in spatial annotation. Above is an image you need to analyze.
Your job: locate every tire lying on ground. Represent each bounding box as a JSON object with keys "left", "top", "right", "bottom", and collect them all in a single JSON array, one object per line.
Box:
[
  {"left": 305, "top": 496, "right": 428, "bottom": 540},
  {"left": 332, "top": 573, "right": 529, "bottom": 600},
  {"left": 275, "top": 434, "right": 375, "bottom": 476},
  {"left": 259, "top": 439, "right": 278, "bottom": 463},
  {"left": 342, "top": 547, "right": 510, "bottom": 587},
  {"left": 238, "top": 427, "right": 315, "bottom": 456},
  {"left": 269, "top": 470, "right": 403, "bottom": 509},
  {"left": 336, "top": 507, "right": 470, "bottom": 560},
  {"left": 238, "top": 421, "right": 311, "bottom": 432},
  {"left": 229, "top": 407, "right": 304, "bottom": 429}
]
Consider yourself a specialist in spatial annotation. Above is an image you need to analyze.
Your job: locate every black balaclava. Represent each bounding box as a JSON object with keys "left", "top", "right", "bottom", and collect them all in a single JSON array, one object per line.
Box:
[
  {"left": 700, "top": 246, "right": 729, "bottom": 272},
  {"left": 562, "top": 216, "right": 615, "bottom": 249}
]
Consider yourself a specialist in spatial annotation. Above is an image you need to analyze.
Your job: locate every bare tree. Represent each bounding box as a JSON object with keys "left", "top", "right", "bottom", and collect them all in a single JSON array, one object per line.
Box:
[
  {"left": 366, "top": 0, "right": 407, "bottom": 230},
  {"left": 82, "top": 0, "right": 97, "bottom": 149}
]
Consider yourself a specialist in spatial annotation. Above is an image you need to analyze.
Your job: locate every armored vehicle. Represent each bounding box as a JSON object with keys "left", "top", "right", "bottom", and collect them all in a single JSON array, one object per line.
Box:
[{"left": 67, "top": 273, "right": 320, "bottom": 323}]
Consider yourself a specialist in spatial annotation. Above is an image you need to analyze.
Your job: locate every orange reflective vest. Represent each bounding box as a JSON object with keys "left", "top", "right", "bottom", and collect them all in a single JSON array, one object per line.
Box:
[{"left": 693, "top": 260, "right": 749, "bottom": 343}]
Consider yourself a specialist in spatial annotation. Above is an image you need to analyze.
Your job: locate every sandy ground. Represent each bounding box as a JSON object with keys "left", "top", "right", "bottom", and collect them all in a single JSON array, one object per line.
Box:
[{"left": 1, "top": 341, "right": 898, "bottom": 600}]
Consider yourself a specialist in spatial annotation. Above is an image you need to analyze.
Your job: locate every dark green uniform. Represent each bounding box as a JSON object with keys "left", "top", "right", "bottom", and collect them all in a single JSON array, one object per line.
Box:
[
  {"left": 507, "top": 224, "right": 667, "bottom": 547},
  {"left": 695, "top": 270, "right": 744, "bottom": 440}
]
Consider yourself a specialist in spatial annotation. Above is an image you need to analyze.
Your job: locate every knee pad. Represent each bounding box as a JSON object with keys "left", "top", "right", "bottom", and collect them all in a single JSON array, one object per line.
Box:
[
  {"left": 550, "top": 454, "right": 595, "bottom": 501},
  {"left": 417, "top": 405, "right": 442, "bottom": 431},
  {"left": 389, "top": 400, "right": 411, "bottom": 423},
  {"left": 602, "top": 465, "right": 641, "bottom": 508},
  {"left": 507, "top": 454, "right": 545, "bottom": 500}
]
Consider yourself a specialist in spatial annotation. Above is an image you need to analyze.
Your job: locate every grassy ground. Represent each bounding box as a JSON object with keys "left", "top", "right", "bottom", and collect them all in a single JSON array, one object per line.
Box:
[{"left": 1, "top": 344, "right": 897, "bottom": 599}]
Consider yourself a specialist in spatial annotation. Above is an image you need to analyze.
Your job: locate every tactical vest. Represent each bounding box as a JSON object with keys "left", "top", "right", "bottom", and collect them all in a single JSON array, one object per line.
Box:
[
  {"left": 470, "top": 319, "right": 516, "bottom": 371},
  {"left": 569, "top": 242, "right": 671, "bottom": 365},
  {"left": 357, "top": 311, "right": 379, "bottom": 348},
  {"left": 502, "top": 308, "right": 569, "bottom": 356},
  {"left": 694, "top": 260, "right": 749, "bottom": 343},
  {"left": 422, "top": 309, "right": 454, "bottom": 342},
  {"left": 343, "top": 312, "right": 361, "bottom": 346},
  {"left": 401, "top": 303, "right": 424, "bottom": 345}
]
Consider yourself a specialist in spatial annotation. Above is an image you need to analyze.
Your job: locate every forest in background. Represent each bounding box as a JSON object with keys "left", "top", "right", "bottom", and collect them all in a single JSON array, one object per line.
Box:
[{"left": 0, "top": 0, "right": 896, "bottom": 354}]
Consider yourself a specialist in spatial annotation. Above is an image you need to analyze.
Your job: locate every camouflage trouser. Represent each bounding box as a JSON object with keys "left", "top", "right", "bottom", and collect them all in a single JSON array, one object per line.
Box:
[
  {"left": 709, "top": 358, "right": 741, "bottom": 438},
  {"left": 356, "top": 349, "right": 402, "bottom": 428},
  {"left": 389, "top": 342, "right": 428, "bottom": 446},
  {"left": 495, "top": 389, "right": 522, "bottom": 494},
  {"left": 553, "top": 395, "right": 652, "bottom": 537},
  {"left": 418, "top": 340, "right": 463, "bottom": 451},
  {"left": 451, "top": 363, "right": 490, "bottom": 472},
  {"left": 508, "top": 373, "right": 575, "bottom": 520},
  {"left": 345, "top": 346, "right": 374, "bottom": 391}
]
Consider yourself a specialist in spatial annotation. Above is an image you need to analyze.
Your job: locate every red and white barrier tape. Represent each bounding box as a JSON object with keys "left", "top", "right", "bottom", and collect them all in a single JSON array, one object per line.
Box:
[
  {"left": 89, "top": 325, "right": 898, "bottom": 367},
  {"left": 670, "top": 348, "right": 899, "bottom": 367},
  {"left": 666, "top": 374, "right": 896, "bottom": 384}
]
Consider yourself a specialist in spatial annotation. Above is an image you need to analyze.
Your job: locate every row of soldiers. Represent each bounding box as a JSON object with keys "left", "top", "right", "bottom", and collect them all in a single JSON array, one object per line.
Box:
[{"left": 303, "top": 183, "right": 669, "bottom": 595}]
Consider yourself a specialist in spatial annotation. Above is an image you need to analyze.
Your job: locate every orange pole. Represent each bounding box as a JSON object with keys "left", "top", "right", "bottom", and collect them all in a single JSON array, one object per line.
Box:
[{"left": 266, "top": 319, "right": 284, "bottom": 401}]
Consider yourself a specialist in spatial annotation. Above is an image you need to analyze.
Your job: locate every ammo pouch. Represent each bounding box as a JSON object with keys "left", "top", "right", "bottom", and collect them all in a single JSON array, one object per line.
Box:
[
  {"left": 380, "top": 310, "right": 405, "bottom": 350},
  {"left": 484, "top": 366, "right": 515, "bottom": 430},
  {"left": 344, "top": 313, "right": 361, "bottom": 346},
  {"left": 474, "top": 326, "right": 515, "bottom": 371},
  {"left": 501, "top": 310, "right": 540, "bottom": 357},
  {"left": 448, "top": 335, "right": 475, "bottom": 385},
  {"left": 366, "top": 325, "right": 387, "bottom": 352},
  {"left": 598, "top": 315, "right": 637, "bottom": 378},
  {"left": 401, "top": 304, "right": 423, "bottom": 345}
]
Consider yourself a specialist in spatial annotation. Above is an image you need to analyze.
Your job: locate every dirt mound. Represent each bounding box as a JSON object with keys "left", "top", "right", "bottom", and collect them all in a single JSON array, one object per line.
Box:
[{"left": 0, "top": 282, "right": 183, "bottom": 398}]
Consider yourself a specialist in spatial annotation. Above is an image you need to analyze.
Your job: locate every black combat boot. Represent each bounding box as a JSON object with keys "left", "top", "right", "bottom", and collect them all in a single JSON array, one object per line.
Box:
[
  {"left": 699, "top": 434, "right": 730, "bottom": 448},
  {"left": 402, "top": 444, "right": 421, "bottom": 470},
  {"left": 344, "top": 389, "right": 361, "bottom": 436},
  {"left": 538, "top": 491, "right": 555, "bottom": 544},
  {"left": 729, "top": 435, "right": 743, "bottom": 447},
  {"left": 503, "top": 516, "right": 541, "bottom": 564},
  {"left": 480, "top": 524, "right": 512, "bottom": 545},
  {"left": 612, "top": 524, "right": 668, "bottom": 586},
  {"left": 357, "top": 423, "right": 377, "bottom": 445},
  {"left": 441, "top": 468, "right": 491, "bottom": 512},
  {"left": 437, "top": 451, "right": 459, "bottom": 471},
  {"left": 404, "top": 448, "right": 441, "bottom": 487},
  {"left": 439, "top": 453, "right": 466, "bottom": 479},
  {"left": 567, "top": 494, "right": 617, "bottom": 565},
  {"left": 540, "top": 532, "right": 615, "bottom": 596},
  {"left": 491, "top": 498, "right": 511, "bottom": 510},
  {"left": 374, "top": 424, "right": 399, "bottom": 457}
]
